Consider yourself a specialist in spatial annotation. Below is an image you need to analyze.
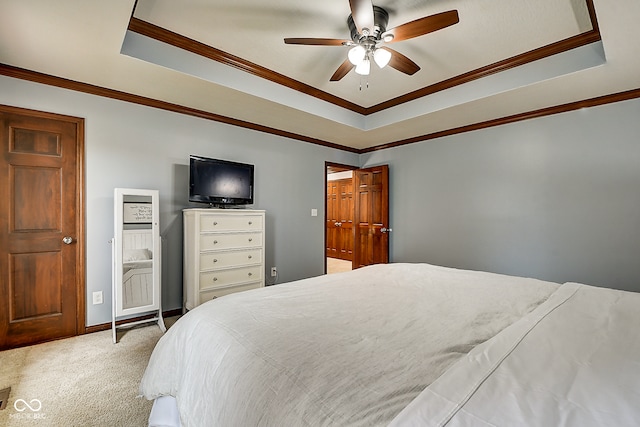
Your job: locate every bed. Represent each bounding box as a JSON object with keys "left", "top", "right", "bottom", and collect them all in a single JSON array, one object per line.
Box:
[{"left": 139, "top": 263, "right": 640, "bottom": 426}]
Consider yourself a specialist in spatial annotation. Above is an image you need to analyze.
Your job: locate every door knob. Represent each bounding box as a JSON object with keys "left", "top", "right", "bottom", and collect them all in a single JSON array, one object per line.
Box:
[
  {"left": 62, "top": 236, "right": 74, "bottom": 244},
  {"left": 380, "top": 227, "right": 392, "bottom": 233}
]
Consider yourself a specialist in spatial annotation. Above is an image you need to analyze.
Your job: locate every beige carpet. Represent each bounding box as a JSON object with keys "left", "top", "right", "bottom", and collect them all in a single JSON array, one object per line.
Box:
[
  {"left": 327, "top": 257, "right": 352, "bottom": 274},
  {"left": 0, "top": 320, "right": 174, "bottom": 426}
]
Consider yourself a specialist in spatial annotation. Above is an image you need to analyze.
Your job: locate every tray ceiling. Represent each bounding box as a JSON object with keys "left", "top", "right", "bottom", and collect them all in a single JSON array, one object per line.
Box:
[{"left": 1, "top": 0, "right": 640, "bottom": 150}]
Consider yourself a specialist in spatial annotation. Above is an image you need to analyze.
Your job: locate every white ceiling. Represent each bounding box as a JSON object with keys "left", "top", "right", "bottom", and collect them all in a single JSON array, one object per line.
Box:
[{"left": 1, "top": 0, "right": 639, "bottom": 151}]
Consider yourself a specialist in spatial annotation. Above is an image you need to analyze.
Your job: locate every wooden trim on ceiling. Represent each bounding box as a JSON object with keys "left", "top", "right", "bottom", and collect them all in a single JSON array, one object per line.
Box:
[
  {"left": 0, "top": 63, "right": 360, "bottom": 154},
  {"left": 362, "top": 88, "right": 640, "bottom": 153},
  {"left": 367, "top": 31, "right": 601, "bottom": 114},
  {"left": 2, "top": 63, "right": 640, "bottom": 155},
  {"left": 127, "top": 18, "right": 368, "bottom": 116},
  {"left": 586, "top": 0, "right": 600, "bottom": 33},
  {"left": 128, "top": 0, "right": 601, "bottom": 116},
  {"left": 367, "top": 0, "right": 601, "bottom": 113}
]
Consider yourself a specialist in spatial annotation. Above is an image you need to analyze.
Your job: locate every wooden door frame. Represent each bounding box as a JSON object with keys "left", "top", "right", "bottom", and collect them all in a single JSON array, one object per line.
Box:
[
  {"left": 1, "top": 104, "right": 86, "bottom": 338},
  {"left": 324, "top": 162, "right": 358, "bottom": 274}
]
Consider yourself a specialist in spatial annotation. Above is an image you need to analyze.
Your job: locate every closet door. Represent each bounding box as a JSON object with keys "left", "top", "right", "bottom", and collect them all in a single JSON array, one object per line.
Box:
[
  {"left": 337, "top": 178, "right": 353, "bottom": 261},
  {"left": 327, "top": 178, "right": 354, "bottom": 261},
  {"left": 326, "top": 180, "right": 339, "bottom": 258}
]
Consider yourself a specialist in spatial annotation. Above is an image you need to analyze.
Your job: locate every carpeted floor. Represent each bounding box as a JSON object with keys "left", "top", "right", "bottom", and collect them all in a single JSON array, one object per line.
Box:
[
  {"left": 327, "top": 257, "right": 352, "bottom": 274},
  {"left": 0, "top": 319, "right": 175, "bottom": 426}
]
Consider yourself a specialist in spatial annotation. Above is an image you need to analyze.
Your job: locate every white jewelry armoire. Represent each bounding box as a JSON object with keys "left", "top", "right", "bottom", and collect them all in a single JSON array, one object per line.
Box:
[{"left": 111, "top": 188, "right": 165, "bottom": 343}]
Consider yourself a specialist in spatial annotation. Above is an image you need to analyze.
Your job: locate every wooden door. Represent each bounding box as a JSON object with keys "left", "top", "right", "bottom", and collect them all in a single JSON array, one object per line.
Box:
[
  {"left": 326, "top": 180, "right": 339, "bottom": 258},
  {"left": 353, "top": 165, "right": 390, "bottom": 269},
  {"left": 336, "top": 179, "right": 353, "bottom": 260},
  {"left": 326, "top": 178, "right": 354, "bottom": 261},
  {"left": 0, "top": 105, "right": 84, "bottom": 349}
]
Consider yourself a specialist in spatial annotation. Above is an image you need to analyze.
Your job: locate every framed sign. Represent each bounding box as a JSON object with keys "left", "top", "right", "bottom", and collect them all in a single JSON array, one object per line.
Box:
[{"left": 123, "top": 202, "right": 152, "bottom": 223}]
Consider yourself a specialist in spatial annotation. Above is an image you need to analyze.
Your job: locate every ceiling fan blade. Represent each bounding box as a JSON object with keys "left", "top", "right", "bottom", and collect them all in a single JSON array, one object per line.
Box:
[
  {"left": 349, "top": 0, "right": 375, "bottom": 33},
  {"left": 385, "top": 48, "right": 420, "bottom": 75},
  {"left": 284, "top": 38, "right": 351, "bottom": 46},
  {"left": 330, "top": 58, "right": 355, "bottom": 81},
  {"left": 384, "top": 10, "right": 459, "bottom": 43}
]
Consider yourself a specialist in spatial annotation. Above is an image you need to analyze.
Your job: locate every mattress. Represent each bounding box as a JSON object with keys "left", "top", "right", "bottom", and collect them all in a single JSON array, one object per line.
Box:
[
  {"left": 140, "top": 263, "right": 560, "bottom": 426},
  {"left": 390, "top": 282, "right": 640, "bottom": 426}
]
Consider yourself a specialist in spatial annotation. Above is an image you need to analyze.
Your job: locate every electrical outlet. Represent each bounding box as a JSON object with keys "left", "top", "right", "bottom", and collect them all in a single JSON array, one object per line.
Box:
[
  {"left": 92, "top": 291, "right": 103, "bottom": 305},
  {"left": 271, "top": 267, "right": 277, "bottom": 277}
]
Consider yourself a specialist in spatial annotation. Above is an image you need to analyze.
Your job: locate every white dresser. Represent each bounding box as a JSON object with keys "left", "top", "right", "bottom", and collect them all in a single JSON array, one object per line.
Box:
[{"left": 183, "top": 208, "right": 265, "bottom": 310}]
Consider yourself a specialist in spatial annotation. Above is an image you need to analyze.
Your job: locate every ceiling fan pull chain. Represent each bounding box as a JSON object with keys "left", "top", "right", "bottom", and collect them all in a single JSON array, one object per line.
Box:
[{"left": 359, "top": 76, "right": 370, "bottom": 91}]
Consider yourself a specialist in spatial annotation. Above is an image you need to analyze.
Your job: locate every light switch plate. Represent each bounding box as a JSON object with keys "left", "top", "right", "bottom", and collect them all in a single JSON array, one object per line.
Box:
[{"left": 93, "top": 291, "right": 103, "bottom": 305}]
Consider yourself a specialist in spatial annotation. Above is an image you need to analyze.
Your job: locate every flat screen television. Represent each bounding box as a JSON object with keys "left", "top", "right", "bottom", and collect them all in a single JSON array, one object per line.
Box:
[{"left": 189, "top": 155, "right": 254, "bottom": 206}]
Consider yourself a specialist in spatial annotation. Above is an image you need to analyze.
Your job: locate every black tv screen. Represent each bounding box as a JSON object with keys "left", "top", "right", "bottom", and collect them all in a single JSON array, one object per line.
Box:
[{"left": 189, "top": 155, "right": 254, "bottom": 206}]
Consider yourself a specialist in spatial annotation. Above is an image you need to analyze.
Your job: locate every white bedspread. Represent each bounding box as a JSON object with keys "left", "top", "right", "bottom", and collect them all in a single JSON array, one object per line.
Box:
[
  {"left": 140, "top": 263, "right": 559, "bottom": 426},
  {"left": 390, "top": 282, "right": 640, "bottom": 427}
]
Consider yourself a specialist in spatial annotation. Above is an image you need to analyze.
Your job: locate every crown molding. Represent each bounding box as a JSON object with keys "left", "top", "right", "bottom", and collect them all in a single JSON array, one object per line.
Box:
[
  {"left": 0, "top": 63, "right": 359, "bottom": 153},
  {"left": 128, "top": 0, "right": 601, "bottom": 116}
]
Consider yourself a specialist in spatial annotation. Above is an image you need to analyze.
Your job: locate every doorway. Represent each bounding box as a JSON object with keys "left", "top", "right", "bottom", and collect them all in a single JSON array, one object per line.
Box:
[
  {"left": 0, "top": 105, "right": 85, "bottom": 349},
  {"left": 325, "top": 162, "right": 390, "bottom": 274}
]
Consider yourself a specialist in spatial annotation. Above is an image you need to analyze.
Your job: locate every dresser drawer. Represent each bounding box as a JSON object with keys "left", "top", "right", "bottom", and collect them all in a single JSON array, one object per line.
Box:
[
  {"left": 200, "top": 232, "right": 262, "bottom": 251},
  {"left": 200, "top": 265, "right": 263, "bottom": 290},
  {"left": 200, "top": 248, "right": 262, "bottom": 270},
  {"left": 199, "top": 282, "right": 262, "bottom": 305},
  {"left": 199, "top": 214, "right": 263, "bottom": 232}
]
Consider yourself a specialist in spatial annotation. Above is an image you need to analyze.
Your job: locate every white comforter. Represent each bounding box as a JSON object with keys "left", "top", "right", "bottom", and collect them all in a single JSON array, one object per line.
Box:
[
  {"left": 140, "top": 263, "right": 558, "bottom": 426},
  {"left": 390, "top": 282, "right": 640, "bottom": 426}
]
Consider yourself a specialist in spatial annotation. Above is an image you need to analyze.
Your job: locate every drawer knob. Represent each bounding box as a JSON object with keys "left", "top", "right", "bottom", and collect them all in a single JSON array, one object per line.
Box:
[
  {"left": 213, "top": 240, "right": 218, "bottom": 244},
  {"left": 213, "top": 277, "right": 218, "bottom": 282},
  {"left": 248, "top": 272, "right": 252, "bottom": 277},
  {"left": 248, "top": 221, "right": 252, "bottom": 225},
  {"left": 248, "top": 238, "right": 253, "bottom": 242},
  {"left": 213, "top": 259, "right": 218, "bottom": 263},
  {"left": 213, "top": 221, "right": 218, "bottom": 226},
  {"left": 248, "top": 255, "right": 252, "bottom": 259}
]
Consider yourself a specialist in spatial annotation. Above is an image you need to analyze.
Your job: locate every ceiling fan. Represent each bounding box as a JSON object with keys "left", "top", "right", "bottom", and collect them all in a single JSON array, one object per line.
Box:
[{"left": 284, "top": 0, "right": 459, "bottom": 81}]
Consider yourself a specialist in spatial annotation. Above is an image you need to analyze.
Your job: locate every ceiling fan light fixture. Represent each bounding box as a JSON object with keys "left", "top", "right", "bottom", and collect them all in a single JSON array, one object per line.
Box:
[
  {"left": 355, "top": 57, "right": 371, "bottom": 75},
  {"left": 348, "top": 45, "right": 366, "bottom": 65},
  {"left": 373, "top": 48, "right": 392, "bottom": 68},
  {"left": 283, "top": 4, "right": 459, "bottom": 82}
]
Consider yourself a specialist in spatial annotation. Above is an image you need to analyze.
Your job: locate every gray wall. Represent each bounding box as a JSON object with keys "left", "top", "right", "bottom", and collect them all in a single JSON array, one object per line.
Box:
[
  {"left": 362, "top": 98, "right": 640, "bottom": 292},
  {"left": 0, "top": 75, "right": 358, "bottom": 326},
  {"left": 3, "top": 74, "right": 640, "bottom": 328}
]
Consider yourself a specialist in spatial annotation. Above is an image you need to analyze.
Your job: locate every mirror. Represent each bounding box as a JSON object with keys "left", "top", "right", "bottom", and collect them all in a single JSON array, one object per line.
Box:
[{"left": 112, "top": 188, "right": 165, "bottom": 343}]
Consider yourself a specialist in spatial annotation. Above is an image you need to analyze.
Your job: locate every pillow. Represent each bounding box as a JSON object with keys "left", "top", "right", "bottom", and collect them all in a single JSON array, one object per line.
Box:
[{"left": 123, "top": 248, "right": 152, "bottom": 262}]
